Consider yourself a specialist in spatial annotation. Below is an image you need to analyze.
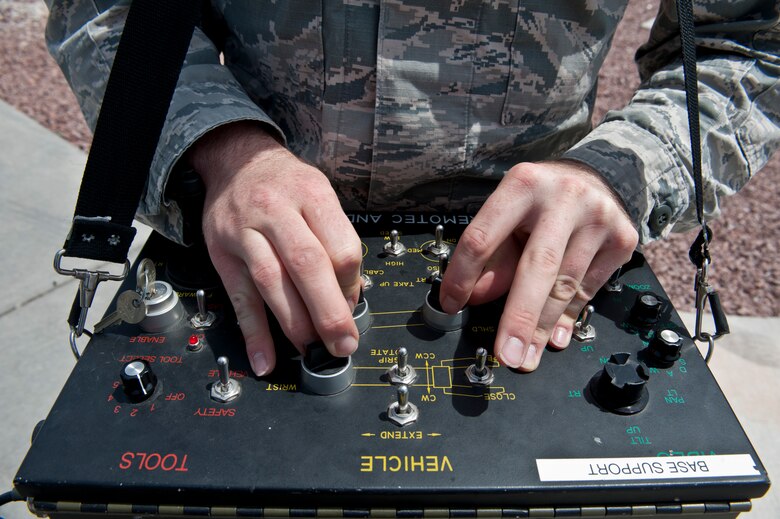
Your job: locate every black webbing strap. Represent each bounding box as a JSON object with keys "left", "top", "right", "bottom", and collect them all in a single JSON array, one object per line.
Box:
[
  {"left": 676, "top": 0, "right": 729, "bottom": 341},
  {"left": 63, "top": 0, "right": 201, "bottom": 264},
  {"left": 676, "top": 0, "right": 711, "bottom": 267}
]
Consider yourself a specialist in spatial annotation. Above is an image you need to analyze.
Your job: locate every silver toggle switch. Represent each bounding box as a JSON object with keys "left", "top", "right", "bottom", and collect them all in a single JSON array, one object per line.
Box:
[
  {"left": 210, "top": 356, "right": 241, "bottom": 403},
  {"left": 606, "top": 268, "right": 623, "bottom": 292},
  {"left": 466, "top": 347, "right": 495, "bottom": 386},
  {"left": 388, "top": 347, "right": 418, "bottom": 385},
  {"left": 384, "top": 229, "right": 406, "bottom": 256},
  {"left": 387, "top": 384, "right": 419, "bottom": 426},
  {"left": 424, "top": 225, "right": 450, "bottom": 256},
  {"left": 191, "top": 289, "right": 217, "bottom": 329},
  {"left": 573, "top": 304, "right": 596, "bottom": 342},
  {"left": 360, "top": 259, "right": 373, "bottom": 290}
]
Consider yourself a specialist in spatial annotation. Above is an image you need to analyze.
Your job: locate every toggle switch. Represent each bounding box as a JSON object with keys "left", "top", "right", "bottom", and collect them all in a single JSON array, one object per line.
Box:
[
  {"left": 190, "top": 289, "right": 216, "bottom": 329},
  {"left": 384, "top": 229, "right": 406, "bottom": 257},
  {"left": 605, "top": 267, "right": 623, "bottom": 292},
  {"left": 210, "top": 356, "right": 241, "bottom": 403},
  {"left": 388, "top": 347, "right": 417, "bottom": 385},
  {"left": 424, "top": 225, "right": 450, "bottom": 256},
  {"left": 360, "top": 259, "right": 373, "bottom": 290},
  {"left": 387, "top": 384, "right": 419, "bottom": 426},
  {"left": 466, "top": 347, "right": 494, "bottom": 386},
  {"left": 572, "top": 305, "right": 596, "bottom": 342}
]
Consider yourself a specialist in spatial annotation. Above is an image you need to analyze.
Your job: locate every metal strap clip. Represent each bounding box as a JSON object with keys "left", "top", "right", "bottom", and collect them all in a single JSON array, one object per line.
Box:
[
  {"left": 694, "top": 260, "right": 730, "bottom": 344},
  {"left": 54, "top": 249, "right": 130, "bottom": 339}
]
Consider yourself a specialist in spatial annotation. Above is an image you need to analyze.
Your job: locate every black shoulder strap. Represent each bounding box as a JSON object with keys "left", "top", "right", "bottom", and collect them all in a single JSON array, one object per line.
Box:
[
  {"left": 62, "top": 0, "right": 201, "bottom": 264},
  {"left": 676, "top": 0, "right": 730, "bottom": 343},
  {"left": 58, "top": 0, "right": 201, "bottom": 339}
]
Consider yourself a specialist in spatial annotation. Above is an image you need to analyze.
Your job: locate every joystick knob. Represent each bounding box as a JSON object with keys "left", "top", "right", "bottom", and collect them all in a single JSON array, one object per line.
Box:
[
  {"left": 589, "top": 353, "right": 649, "bottom": 415},
  {"left": 422, "top": 254, "right": 469, "bottom": 331},
  {"left": 644, "top": 329, "right": 684, "bottom": 368},
  {"left": 630, "top": 292, "right": 663, "bottom": 328},
  {"left": 120, "top": 360, "right": 157, "bottom": 403},
  {"left": 301, "top": 342, "right": 355, "bottom": 395},
  {"left": 352, "top": 287, "right": 372, "bottom": 335}
]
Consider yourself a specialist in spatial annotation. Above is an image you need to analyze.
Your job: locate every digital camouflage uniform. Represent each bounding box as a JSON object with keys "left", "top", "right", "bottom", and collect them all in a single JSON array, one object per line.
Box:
[{"left": 45, "top": 0, "right": 780, "bottom": 245}]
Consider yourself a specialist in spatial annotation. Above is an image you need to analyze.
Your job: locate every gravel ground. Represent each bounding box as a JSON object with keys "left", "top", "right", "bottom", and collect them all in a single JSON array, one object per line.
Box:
[{"left": 1, "top": 0, "right": 778, "bottom": 316}]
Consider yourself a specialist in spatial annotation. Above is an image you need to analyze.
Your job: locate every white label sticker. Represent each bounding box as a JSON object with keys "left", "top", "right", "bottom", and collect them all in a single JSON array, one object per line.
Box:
[{"left": 537, "top": 454, "right": 759, "bottom": 482}]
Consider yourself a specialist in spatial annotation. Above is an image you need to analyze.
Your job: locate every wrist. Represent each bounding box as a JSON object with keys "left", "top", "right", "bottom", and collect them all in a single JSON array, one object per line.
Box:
[{"left": 187, "top": 121, "right": 288, "bottom": 188}]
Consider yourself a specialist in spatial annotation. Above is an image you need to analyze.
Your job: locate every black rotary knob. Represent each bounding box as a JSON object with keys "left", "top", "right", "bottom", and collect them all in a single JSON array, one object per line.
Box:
[
  {"left": 120, "top": 360, "right": 158, "bottom": 403},
  {"left": 630, "top": 292, "right": 663, "bottom": 328},
  {"left": 644, "top": 329, "right": 684, "bottom": 368},
  {"left": 589, "top": 353, "right": 649, "bottom": 415}
]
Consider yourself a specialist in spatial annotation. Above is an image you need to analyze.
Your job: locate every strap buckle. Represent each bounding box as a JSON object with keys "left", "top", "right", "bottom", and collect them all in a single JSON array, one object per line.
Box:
[{"left": 53, "top": 249, "right": 130, "bottom": 339}]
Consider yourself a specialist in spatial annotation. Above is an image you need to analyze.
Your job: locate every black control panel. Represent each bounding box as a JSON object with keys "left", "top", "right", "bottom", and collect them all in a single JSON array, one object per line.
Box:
[{"left": 14, "top": 214, "right": 770, "bottom": 516}]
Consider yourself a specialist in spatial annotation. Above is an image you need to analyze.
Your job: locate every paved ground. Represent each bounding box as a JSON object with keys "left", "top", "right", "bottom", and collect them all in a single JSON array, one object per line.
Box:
[{"left": 0, "top": 100, "right": 777, "bottom": 517}]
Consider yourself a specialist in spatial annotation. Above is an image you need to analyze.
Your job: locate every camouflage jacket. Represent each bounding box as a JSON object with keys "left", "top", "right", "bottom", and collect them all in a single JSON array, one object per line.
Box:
[{"left": 45, "top": 0, "right": 780, "bottom": 244}]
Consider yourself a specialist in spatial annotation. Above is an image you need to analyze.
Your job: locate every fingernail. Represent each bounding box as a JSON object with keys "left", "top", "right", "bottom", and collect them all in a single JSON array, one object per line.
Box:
[
  {"left": 499, "top": 336, "right": 525, "bottom": 367},
  {"left": 441, "top": 295, "right": 458, "bottom": 313},
  {"left": 333, "top": 335, "right": 359, "bottom": 356},
  {"left": 251, "top": 352, "right": 269, "bottom": 376},
  {"left": 520, "top": 344, "right": 539, "bottom": 371},
  {"left": 551, "top": 326, "right": 570, "bottom": 348}
]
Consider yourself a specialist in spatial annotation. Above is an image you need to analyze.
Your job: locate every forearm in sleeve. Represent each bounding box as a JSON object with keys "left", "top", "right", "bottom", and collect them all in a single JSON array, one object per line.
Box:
[
  {"left": 44, "top": 0, "right": 285, "bottom": 244},
  {"left": 563, "top": 0, "right": 780, "bottom": 244}
]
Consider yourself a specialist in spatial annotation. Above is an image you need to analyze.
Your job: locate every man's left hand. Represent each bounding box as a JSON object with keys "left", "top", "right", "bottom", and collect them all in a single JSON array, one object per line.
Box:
[{"left": 439, "top": 160, "right": 639, "bottom": 371}]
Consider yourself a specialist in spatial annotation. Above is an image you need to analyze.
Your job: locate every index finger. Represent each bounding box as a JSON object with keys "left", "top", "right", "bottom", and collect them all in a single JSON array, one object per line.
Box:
[{"left": 440, "top": 179, "right": 534, "bottom": 313}]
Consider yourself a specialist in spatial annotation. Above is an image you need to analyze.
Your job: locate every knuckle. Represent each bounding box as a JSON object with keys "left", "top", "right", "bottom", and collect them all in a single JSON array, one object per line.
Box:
[
  {"left": 559, "top": 175, "right": 588, "bottom": 201},
  {"left": 504, "top": 164, "right": 540, "bottom": 194},
  {"left": 289, "top": 245, "right": 326, "bottom": 274},
  {"left": 458, "top": 224, "right": 492, "bottom": 260},
  {"left": 331, "top": 243, "right": 363, "bottom": 280},
  {"left": 614, "top": 226, "right": 639, "bottom": 254},
  {"left": 549, "top": 274, "right": 580, "bottom": 303},
  {"left": 249, "top": 260, "right": 282, "bottom": 289},
  {"left": 247, "top": 188, "right": 280, "bottom": 213},
  {"left": 317, "top": 311, "right": 355, "bottom": 337},
  {"left": 525, "top": 244, "right": 562, "bottom": 275},
  {"left": 501, "top": 306, "right": 539, "bottom": 336}
]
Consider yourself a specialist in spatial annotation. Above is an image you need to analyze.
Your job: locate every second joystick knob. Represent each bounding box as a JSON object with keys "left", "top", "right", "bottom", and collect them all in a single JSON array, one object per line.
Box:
[
  {"left": 422, "top": 254, "right": 469, "bottom": 331},
  {"left": 630, "top": 292, "right": 663, "bottom": 329},
  {"left": 120, "top": 360, "right": 157, "bottom": 403},
  {"left": 589, "top": 353, "right": 649, "bottom": 415},
  {"left": 644, "top": 329, "right": 684, "bottom": 368}
]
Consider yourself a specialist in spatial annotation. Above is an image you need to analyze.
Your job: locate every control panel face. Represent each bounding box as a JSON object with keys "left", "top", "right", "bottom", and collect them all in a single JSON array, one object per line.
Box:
[{"left": 14, "top": 214, "right": 768, "bottom": 511}]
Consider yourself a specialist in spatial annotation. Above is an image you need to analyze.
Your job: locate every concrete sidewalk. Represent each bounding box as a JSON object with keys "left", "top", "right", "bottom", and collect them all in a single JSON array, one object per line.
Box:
[{"left": 0, "top": 100, "right": 777, "bottom": 518}]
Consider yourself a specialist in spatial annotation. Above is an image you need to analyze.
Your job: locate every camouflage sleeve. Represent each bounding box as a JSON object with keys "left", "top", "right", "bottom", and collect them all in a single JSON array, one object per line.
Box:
[
  {"left": 44, "top": 0, "right": 284, "bottom": 245},
  {"left": 562, "top": 0, "right": 780, "bottom": 244}
]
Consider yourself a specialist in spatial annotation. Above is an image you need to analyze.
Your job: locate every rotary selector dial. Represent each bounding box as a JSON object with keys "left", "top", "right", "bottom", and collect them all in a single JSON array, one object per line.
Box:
[
  {"left": 630, "top": 292, "right": 663, "bottom": 329},
  {"left": 120, "top": 360, "right": 157, "bottom": 403},
  {"left": 644, "top": 329, "right": 684, "bottom": 368}
]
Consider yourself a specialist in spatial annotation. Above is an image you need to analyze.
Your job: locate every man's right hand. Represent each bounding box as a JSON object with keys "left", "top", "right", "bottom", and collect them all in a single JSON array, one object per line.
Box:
[{"left": 189, "top": 122, "right": 363, "bottom": 376}]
